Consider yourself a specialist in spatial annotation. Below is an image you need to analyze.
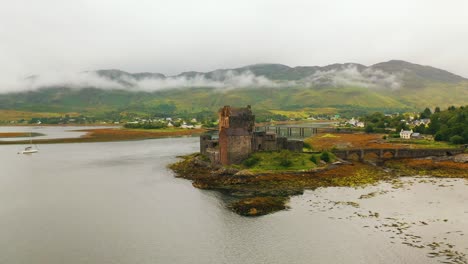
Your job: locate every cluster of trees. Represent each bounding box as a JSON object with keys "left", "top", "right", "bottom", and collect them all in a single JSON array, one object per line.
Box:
[
  {"left": 362, "top": 112, "right": 409, "bottom": 133},
  {"left": 336, "top": 106, "right": 410, "bottom": 119},
  {"left": 123, "top": 122, "right": 168, "bottom": 129},
  {"left": 28, "top": 115, "right": 90, "bottom": 124},
  {"left": 363, "top": 106, "right": 467, "bottom": 144},
  {"left": 255, "top": 113, "right": 289, "bottom": 122},
  {"left": 426, "top": 106, "right": 468, "bottom": 144}
]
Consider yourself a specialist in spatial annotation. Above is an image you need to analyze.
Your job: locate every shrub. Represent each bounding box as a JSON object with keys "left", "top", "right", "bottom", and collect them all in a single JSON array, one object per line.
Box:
[
  {"left": 320, "top": 151, "right": 335, "bottom": 163},
  {"left": 303, "top": 142, "right": 312, "bottom": 150},
  {"left": 450, "top": 135, "right": 464, "bottom": 144},
  {"left": 310, "top": 155, "right": 319, "bottom": 164},
  {"left": 278, "top": 150, "right": 293, "bottom": 167},
  {"left": 365, "top": 124, "right": 374, "bottom": 133},
  {"left": 243, "top": 156, "right": 260, "bottom": 168},
  {"left": 279, "top": 159, "right": 292, "bottom": 167}
]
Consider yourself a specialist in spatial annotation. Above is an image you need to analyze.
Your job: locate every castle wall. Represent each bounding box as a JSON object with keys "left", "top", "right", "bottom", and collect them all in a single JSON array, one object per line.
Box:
[
  {"left": 276, "top": 137, "right": 288, "bottom": 150},
  {"left": 219, "top": 129, "right": 229, "bottom": 165},
  {"left": 286, "top": 140, "right": 304, "bottom": 152},
  {"left": 202, "top": 105, "right": 304, "bottom": 166},
  {"left": 252, "top": 131, "right": 278, "bottom": 152},
  {"left": 218, "top": 105, "right": 255, "bottom": 165},
  {"left": 227, "top": 135, "right": 252, "bottom": 164},
  {"left": 200, "top": 135, "right": 219, "bottom": 156},
  {"left": 200, "top": 135, "right": 212, "bottom": 155},
  {"left": 206, "top": 149, "right": 220, "bottom": 166}
]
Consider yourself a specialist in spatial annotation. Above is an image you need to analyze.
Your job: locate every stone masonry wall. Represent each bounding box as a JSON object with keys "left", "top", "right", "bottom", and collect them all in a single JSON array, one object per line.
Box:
[{"left": 227, "top": 135, "right": 253, "bottom": 164}]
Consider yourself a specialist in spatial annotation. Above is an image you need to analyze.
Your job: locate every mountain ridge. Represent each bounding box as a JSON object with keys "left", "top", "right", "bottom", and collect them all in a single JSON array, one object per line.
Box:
[
  {"left": 92, "top": 60, "right": 466, "bottom": 80},
  {"left": 89, "top": 60, "right": 466, "bottom": 89},
  {"left": 1, "top": 60, "right": 467, "bottom": 119}
]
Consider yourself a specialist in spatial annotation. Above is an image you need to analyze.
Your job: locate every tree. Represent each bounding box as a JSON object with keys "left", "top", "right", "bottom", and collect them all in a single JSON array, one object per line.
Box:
[
  {"left": 395, "top": 122, "right": 409, "bottom": 132},
  {"left": 420, "top": 107, "right": 432, "bottom": 119},
  {"left": 365, "top": 124, "right": 374, "bottom": 133},
  {"left": 309, "top": 155, "right": 319, "bottom": 164},
  {"left": 450, "top": 135, "right": 464, "bottom": 144},
  {"left": 413, "top": 124, "right": 426, "bottom": 134},
  {"left": 434, "top": 132, "right": 443, "bottom": 141}
]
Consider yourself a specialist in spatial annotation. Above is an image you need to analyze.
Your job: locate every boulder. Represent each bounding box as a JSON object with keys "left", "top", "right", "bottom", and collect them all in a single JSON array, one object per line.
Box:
[{"left": 453, "top": 154, "right": 468, "bottom": 163}]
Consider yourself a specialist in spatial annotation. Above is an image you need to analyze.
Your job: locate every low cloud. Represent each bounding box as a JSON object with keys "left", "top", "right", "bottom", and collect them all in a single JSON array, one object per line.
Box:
[
  {"left": 136, "top": 70, "right": 281, "bottom": 91},
  {"left": 0, "top": 70, "right": 281, "bottom": 94},
  {"left": 0, "top": 71, "right": 124, "bottom": 93},
  {"left": 0, "top": 66, "right": 403, "bottom": 94},
  {"left": 301, "top": 66, "right": 402, "bottom": 90}
]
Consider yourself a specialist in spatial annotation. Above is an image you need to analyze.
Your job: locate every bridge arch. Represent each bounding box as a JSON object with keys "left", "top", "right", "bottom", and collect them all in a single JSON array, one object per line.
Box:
[
  {"left": 363, "top": 151, "right": 380, "bottom": 160},
  {"left": 381, "top": 150, "right": 396, "bottom": 159}
]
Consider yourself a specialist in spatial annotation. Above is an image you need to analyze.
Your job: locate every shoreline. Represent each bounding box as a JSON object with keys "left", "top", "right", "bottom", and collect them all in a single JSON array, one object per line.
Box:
[
  {"left": 0, "top": 123, "right": 120, "bottom": 127},
  {"left": 168, "top": 132, "right": 466, "bottom": 217},
  {"left": 169, "top": 152, "right": 468, "bottom": 217},
  {"left": 0, "top": 127, "right": 206, "bottom": 144}
]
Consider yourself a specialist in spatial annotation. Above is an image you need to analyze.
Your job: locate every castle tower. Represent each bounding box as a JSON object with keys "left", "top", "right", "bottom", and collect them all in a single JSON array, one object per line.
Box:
[{"left": 218, "top": 105, "right": 255, "bottom": 165}]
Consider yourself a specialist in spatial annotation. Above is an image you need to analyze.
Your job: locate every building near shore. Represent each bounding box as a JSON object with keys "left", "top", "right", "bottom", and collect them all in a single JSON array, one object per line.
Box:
[
  {"left": 201, "top": 105, "right": 303, "bottom": 165},
  {"left": 400, "top": 129, "right": 413, "bottom": 139}
]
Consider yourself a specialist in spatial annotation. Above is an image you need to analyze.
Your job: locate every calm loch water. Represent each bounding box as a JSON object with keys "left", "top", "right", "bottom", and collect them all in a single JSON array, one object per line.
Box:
[{"left": 0, "top": 136, "right": 466, "bottom": 264}]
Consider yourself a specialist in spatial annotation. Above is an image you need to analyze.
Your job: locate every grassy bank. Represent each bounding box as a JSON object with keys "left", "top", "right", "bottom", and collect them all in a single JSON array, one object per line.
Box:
[
  {"left": 0, "top": 132, "right": 44, "bottom": 138},
  {"left": 242, "top": 151, "right": 318, "bottom": 172},
  {"left": 306, "top": 133, "right": 463, "bottom": 151},
  {"left": 386, "top": 138, "right": 458, "bottom": 149}
]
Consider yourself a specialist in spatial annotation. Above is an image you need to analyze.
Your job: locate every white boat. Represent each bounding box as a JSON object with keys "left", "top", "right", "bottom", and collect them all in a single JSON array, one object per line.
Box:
[
  {"left": 19, "top": 132, "right": 39, "bottom": 154},
  {"left": 21, "top": 146, "right": 38, "bottom": 154}
]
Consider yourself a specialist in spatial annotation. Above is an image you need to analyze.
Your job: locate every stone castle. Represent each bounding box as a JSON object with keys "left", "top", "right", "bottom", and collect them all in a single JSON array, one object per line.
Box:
[{"left": 200, "top": 105, "right": 303, "bottom": 165}]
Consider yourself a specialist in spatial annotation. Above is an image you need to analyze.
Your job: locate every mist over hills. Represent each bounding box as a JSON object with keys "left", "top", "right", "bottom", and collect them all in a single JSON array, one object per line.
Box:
[
  {"left": 0, "top": 60, "right": 467, "bottom": 118},
  {"left": 92, "top": 60, "right": 466, "bottom": 88}
]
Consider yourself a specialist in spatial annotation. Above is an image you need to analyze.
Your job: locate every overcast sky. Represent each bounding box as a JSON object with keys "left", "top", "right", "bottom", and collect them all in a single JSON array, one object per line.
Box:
[{"left": 1, "top": 0, "right": 468, "bottom": 80}]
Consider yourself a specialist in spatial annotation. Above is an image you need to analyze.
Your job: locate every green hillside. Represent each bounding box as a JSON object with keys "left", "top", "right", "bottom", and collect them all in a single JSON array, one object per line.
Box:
[{"left": 0, "top": 60, "right": 467, "bottom": 121}]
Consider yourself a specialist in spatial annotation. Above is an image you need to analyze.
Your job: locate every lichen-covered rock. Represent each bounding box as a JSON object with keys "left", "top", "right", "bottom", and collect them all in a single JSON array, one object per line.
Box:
[
  {"left": 234, "top": 170, "right": 255, "bottom": 176},
  {"left": 229, "top": 196, "right": 289, "bottom": 216},
  {"left": 211, "top": 167, "right": 239, "bottom": 176},
  {"left": 454, "top": 154, "right": 468, "bottom": 163}
]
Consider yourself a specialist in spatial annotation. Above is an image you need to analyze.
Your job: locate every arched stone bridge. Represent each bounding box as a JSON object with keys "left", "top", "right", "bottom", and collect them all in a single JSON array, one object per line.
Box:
[{"left": 332, "top": 148, "right": 465, "bottom": 161}]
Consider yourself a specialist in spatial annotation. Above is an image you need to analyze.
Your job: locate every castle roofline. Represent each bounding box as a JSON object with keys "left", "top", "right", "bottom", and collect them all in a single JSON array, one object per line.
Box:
[{"left": 219, "top": 105, "right": 252, "bottom": 116}]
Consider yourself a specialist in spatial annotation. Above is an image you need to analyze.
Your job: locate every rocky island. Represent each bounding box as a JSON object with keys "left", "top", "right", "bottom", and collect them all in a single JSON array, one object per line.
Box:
[{"left": 170, "top": 106, "right": 468, "bottom": 216}]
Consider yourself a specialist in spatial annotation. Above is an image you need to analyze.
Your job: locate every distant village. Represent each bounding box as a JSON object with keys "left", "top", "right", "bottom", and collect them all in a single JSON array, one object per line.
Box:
[
  {"left": 340, "top": 114, "right": 432, "bottom": 139},
  {"left": 3, "top": 111, "right": 433, "bottom": 140}
]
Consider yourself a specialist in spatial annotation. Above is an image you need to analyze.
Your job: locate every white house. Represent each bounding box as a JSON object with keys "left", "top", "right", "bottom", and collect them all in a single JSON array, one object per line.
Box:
[
  {"left": 400, "top": 129, "right": 413, "bottom": 139},
  {"left": 181, "top": 124, "right": 194, "bottom": 129},
  {"left": 347, "top": 118, "right": 358, "bottom": 126}
]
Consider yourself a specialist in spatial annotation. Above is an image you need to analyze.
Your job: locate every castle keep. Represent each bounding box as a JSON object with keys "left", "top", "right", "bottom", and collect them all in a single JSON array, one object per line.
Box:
[{"left": 201, "top": 105, "right": 303, "bottom": 165}]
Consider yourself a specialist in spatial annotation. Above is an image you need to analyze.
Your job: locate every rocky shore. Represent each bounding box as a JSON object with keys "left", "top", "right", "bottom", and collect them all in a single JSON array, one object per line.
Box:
[{"left": 169, "top": 152, "right": 468, "bottom": 216}]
